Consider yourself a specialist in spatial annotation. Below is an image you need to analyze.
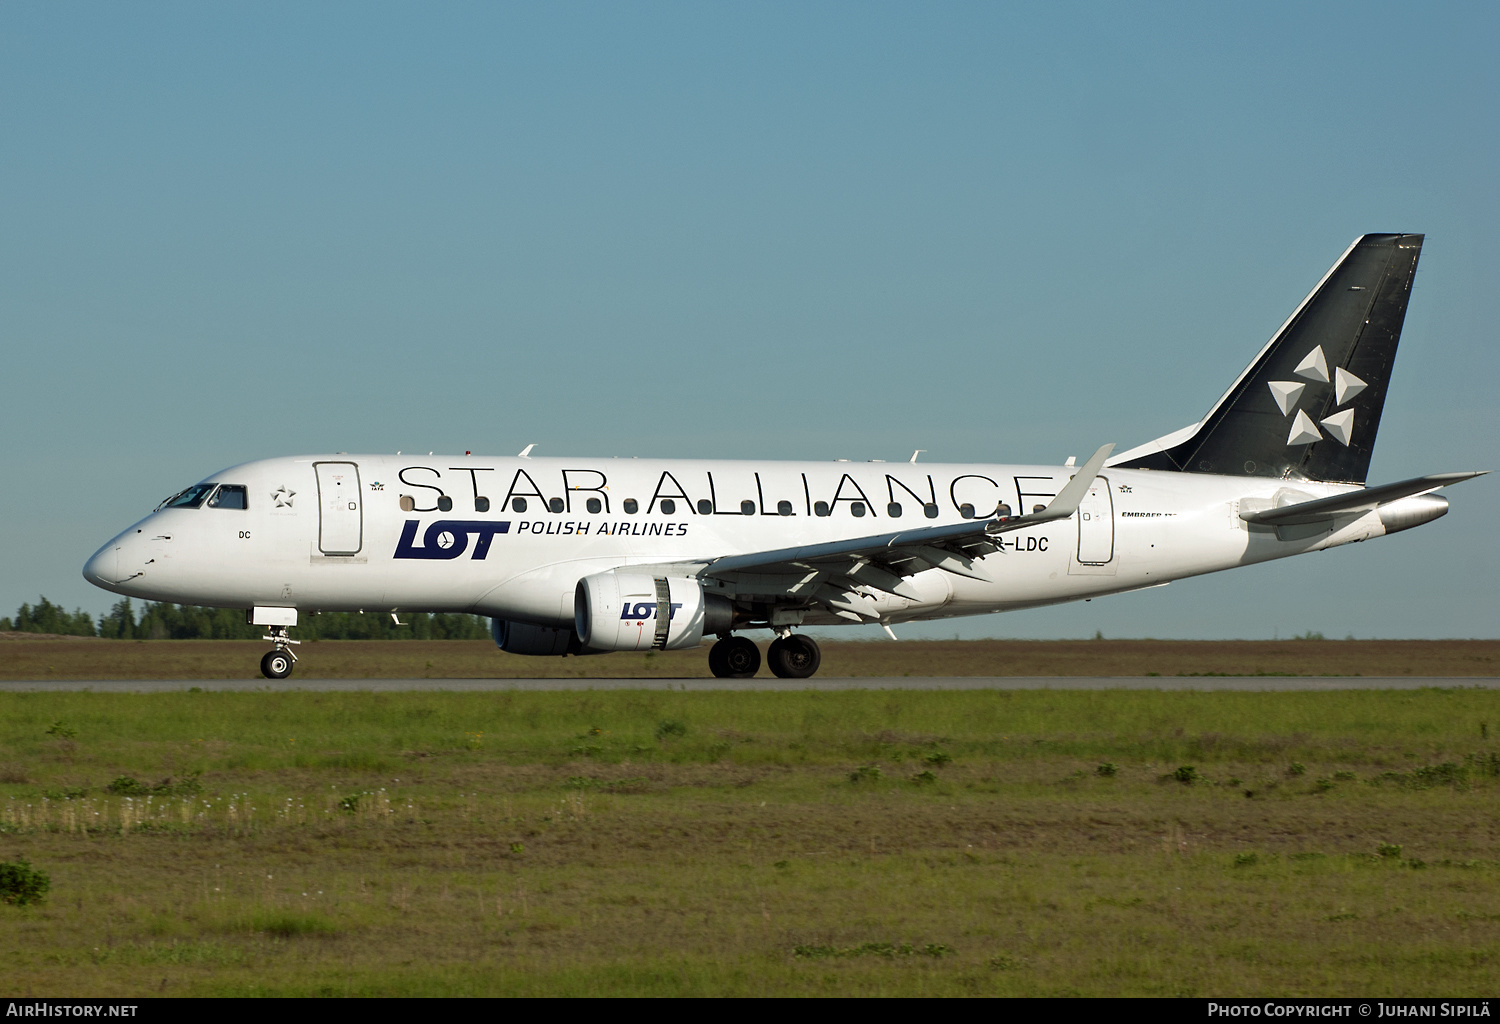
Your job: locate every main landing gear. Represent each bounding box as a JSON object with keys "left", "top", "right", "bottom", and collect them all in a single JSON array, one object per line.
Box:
[
  {"left": 260, "top": 625, "right": 299, "bottom": 680},
  {"left": 767, "top": 633, "right": 821, "bottom": 679},
  {"left": 707, "top": 633, "right": 822, "bottom": 679}
]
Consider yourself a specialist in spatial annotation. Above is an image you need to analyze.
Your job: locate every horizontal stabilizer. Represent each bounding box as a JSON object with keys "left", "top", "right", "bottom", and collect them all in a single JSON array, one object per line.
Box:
[{"left": 1239, "top": 471, "right": 1487, "bottom": 526}]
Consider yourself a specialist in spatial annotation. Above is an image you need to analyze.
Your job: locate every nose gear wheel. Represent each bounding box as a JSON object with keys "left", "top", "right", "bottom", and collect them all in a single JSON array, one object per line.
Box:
[{"left": 260, "top": 624, "right": 299, "bottom": 679}]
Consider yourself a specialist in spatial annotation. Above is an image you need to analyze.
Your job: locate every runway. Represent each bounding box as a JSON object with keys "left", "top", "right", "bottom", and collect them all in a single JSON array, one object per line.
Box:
[{"left": 5, "top": 676, "right": 1498, "bottom": 692}]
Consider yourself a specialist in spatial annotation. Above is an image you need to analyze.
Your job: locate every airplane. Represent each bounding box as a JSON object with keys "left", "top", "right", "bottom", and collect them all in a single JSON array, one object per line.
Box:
[{"left": 83, "top": 233, "right": 1485, "bottom": 680}]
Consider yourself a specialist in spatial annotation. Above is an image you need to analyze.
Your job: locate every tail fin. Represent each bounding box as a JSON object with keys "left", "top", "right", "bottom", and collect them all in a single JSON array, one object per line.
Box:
[{"left": 1112, "top": 233, "right": 1424, "bottom": 484}]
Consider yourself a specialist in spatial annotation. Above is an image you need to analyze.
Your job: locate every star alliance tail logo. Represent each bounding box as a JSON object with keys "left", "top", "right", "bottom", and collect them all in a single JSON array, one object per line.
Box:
[{"left": 1267, "top": 345, "right": 1367, "bottom": 447}]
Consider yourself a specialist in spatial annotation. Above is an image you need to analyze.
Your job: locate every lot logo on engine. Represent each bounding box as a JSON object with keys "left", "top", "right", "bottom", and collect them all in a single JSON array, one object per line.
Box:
[
  {"left": 394, "top": 520, "right": 511, "bottom": 560},
  {"left": 621, "top": 601, "right": 683, "bottom": 621}
]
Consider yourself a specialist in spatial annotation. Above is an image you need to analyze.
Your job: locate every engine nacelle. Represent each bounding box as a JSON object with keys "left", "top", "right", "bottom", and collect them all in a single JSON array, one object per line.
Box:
[
  {"left": 491, "top": 617, "right": 582, "bottom": 656},
  {"left": 575, "top": 573, "right": 732, "bottom": 652}
]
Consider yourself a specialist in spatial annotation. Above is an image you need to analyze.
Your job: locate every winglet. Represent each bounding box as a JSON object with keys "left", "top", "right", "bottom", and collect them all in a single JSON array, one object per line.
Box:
[
  {"left": 986, "top": 443, "right": 1114, "bottom": 535},
  {"left": 1044, "top": 443, "right": 1115, "bottom": 518}
]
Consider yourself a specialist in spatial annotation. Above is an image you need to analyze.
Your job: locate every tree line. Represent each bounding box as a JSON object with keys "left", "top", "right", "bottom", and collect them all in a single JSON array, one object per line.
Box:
[{"left": 1, "top": 596, "right": 491, "bottom": 641}]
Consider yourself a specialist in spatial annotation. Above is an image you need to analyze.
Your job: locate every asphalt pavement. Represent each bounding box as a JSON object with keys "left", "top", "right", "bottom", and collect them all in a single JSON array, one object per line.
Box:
[{"left": 4, "top": 676, "right": 1497, "bottom": 691}]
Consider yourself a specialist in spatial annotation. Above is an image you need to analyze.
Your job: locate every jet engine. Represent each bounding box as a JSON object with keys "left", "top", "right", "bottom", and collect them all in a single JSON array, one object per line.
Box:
[
  {"left": 575, "top": 573, "right": 733, "bottom": 652},
  {"left": 491, "top": 617, "right": 589, "bottom": 656}
]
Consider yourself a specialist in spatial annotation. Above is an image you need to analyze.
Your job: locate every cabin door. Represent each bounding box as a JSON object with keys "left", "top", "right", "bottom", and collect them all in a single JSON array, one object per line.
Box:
[
  {"left": 315, "top": 461, "right": 363, "bottom": 555},
  {"left": 1076, "top": 476, "right": 1115, "bottom": 565}
]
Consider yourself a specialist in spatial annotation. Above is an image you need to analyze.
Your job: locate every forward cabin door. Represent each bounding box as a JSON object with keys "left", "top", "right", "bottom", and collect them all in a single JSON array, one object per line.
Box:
[
  {"left": 315, "top": 461, "right": 363, "bottom": 555},
  {"left": 1076, "top": 476, "right": 1114, "bottom": 565}
]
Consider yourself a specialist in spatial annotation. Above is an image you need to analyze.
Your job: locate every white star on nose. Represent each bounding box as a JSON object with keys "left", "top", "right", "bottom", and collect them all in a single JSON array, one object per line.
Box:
[{"left": 272, "top": 487, "right": 296, "bottom": 508}]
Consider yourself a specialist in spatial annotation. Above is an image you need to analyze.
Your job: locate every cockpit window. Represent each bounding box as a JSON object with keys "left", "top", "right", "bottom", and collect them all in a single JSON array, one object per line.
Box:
[
  {"left": 156, "top": 483, "right": 218, "bottom": 510},
  {"left": 207, "top": 485, "right": 248, "bottom": 510}
]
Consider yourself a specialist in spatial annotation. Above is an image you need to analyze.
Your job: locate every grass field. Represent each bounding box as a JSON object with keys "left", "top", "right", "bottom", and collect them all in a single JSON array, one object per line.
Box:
[
  {"left": 2, "top": 687, "right": 1499, "bottom": 995},
  {"left": 3, "top": 634, "right": 1498, "bottom": 679}
]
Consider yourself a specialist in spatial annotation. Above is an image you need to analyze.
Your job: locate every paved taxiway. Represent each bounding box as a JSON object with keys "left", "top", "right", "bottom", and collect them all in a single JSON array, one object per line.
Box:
[{"left": 5, "top": 676, "right": 1497, "bottom": 692}]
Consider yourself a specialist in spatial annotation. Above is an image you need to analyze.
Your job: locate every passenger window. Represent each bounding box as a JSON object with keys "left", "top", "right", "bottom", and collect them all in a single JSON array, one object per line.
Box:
[
  {"left": 660, "top": 499, "right": 677, "bottom": 515},
  {"left": 697, "top": 499, "right": 713, "bottom": 515},
  {"left": 959, "top": 503, "right": 975, "bottom": 519},
  {"left": 548, "top": 497, "right": 564, "bottom": 513},
  {"left": 814, "top": 501, "right": 830, "bottom": 517},
  {"left": 475, "top": 497, "right": 490, "bottom": 513},
  {"left": 207, "top": 485, "right": 247, "bottom": 509},
  {"left": 512, "top": 497, "right": 527, "bottom": 513},
  {"left": 887, "top": 502, "right": 902, "bottom": 518},
  {"left": 437, "top": 496, "right": 454, "bottom": 512},
  {"left": 400, "top": 496, "right": 415, "bottom": 512},
  {"left": 995, "top": 502, "right": 1012, "bottom": 519},
  {"left": 1033, "top": 504, "right": 1046, "bottom": 514},
  {"left": 623, "top": 499, "right": 639, "bottom": 514},
  {"left": 850, "top": 501, "right": 866, "bottom": 517},
  {"left": 586, "top": 498, "right": 602, "bottom": 514},
  {"left": 923, "top": 503, "right": 939, "bottom": 519},
  {"left": 777, "top": 500, "right": 793, "bottom": 516},
  {"left": 740, "top": 500, "right": 755, "bottom": 515}
]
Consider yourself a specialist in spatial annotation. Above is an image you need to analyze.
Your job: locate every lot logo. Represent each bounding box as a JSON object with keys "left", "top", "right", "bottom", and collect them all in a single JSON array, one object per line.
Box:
[
  {"left": 621, "top": 601, "right": 683, "bottom": 621},
  {"left": 394, "top": 520, "right": 510, "bottom": 560}
]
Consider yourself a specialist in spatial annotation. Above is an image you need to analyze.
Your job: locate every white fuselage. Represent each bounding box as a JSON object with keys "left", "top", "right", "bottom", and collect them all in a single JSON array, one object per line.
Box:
[{"left": 83, "top": 453, "right": 1415, "bottom": 629}]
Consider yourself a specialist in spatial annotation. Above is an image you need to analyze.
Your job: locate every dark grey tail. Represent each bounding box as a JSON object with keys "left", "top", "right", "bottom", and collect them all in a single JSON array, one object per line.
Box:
[{"left": 1114, "top": 233, "right": 1423, "bottom": 484}]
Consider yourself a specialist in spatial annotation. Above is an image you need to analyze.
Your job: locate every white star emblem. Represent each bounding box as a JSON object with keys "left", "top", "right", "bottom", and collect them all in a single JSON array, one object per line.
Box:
[
  {"left": 1293, "top": 345, "right": 1329, "bottom": 383},
  {"left": 1321, "top": 408, "right": 1355, "bottom": 445},
  {"left": 1334, "top": 366, "right": 1367, "bottom": 404},
  {"left": 1287, "top": 409, "right": 1322, "bottom": 446},
  {"left": 271, "top": 486, "right": 296, "bottom": 508},
  {"left": 1267, "top": 380, "right": 1306, "bottom": 415}
]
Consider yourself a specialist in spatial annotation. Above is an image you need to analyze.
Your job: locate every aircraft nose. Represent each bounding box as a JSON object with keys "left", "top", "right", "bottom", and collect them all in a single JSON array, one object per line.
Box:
[{"left": 83, "top": 541, "right": 121, "bottom": 587}]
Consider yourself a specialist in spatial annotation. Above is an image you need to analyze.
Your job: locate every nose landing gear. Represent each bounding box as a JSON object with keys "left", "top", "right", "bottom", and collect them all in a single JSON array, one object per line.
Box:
[{"left": 260, "top": 625, "right": 299, "bottom": 680}]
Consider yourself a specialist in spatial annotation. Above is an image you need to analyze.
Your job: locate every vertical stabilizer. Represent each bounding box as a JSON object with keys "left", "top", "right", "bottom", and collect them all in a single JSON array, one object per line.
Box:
[{"left": 1113, "top": 233, "right": 1423, "bottom": 483}]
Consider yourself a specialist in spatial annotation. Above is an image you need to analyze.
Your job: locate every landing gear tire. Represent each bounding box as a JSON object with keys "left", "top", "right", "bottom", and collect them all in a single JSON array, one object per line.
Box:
[
  {"left": 260, "top": 649, "right": 294, "bottom": 680},
  {"left": 709, "top": 636, "right": 761, "bottom": 678},
  {"left": 768, "top": 634, "right": 821, "bottom": 679}
]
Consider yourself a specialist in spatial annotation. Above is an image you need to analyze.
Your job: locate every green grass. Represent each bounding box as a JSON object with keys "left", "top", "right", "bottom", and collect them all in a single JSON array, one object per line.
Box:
[
  {"left": 1, "top": 688, "right": 1498, "bottom": 996},
  {"left": 3, "top": 688, "right": 1497, "bottom": 771}
]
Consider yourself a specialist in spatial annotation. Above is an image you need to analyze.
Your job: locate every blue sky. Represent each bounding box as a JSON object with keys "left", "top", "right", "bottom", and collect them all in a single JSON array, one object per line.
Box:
[{"left": 2, "top": 1, "right": 1495, "bottom": 639}]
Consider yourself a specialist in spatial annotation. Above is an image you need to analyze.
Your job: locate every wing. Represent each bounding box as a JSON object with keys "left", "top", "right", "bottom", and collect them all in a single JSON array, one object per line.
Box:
[{"left": 632, "top": 444, "right": 1114, "bottom": 622}]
